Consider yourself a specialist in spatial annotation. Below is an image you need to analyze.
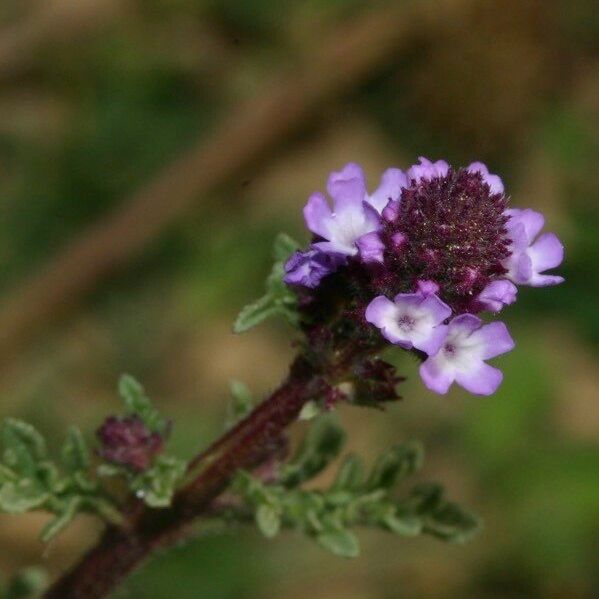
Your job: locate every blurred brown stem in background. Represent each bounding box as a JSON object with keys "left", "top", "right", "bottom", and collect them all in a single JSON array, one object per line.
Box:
[
  {"left": 0, "top": 0, "right": 471, "bottom": 367},
  {"left": 0, "top": 0, "right": 126, "bottom": 80}
]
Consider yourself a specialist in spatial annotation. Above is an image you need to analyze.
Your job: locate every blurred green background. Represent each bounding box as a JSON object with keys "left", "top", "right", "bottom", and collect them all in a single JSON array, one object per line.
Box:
[{"left": 0, "top": 0, "right": 597, "bottom": 597}]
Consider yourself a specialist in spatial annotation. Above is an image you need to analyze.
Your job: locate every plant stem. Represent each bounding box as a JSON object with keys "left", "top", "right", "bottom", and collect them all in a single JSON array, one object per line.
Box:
[{"left": 44, "top": 355, "right": 322, "bottom": 599}]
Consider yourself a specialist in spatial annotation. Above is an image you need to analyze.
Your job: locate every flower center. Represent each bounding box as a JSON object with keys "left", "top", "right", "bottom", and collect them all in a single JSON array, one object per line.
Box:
[
  {"left": 397, "top": 314, "right": 416, "bottom": 331},
  {"left": 380, "top": 169, "right": 512, "bottom": 309},
  {"left": 443, "top": 343, "right": 456, "bottom": 356}
]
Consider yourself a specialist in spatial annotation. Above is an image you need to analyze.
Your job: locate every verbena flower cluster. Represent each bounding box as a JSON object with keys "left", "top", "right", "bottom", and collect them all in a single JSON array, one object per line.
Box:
[{"left": 284, "top": 158, "right": 564, "bottom": 396}]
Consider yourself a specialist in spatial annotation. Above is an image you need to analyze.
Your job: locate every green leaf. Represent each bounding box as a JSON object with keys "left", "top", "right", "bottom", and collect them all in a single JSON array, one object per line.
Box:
[
  {"left": 96, "top": 463, "right": 125, "bottom": 478},
  {"left": 0, "top": 479, "right": 49, "bottom": 514},
  {"left": 83, "top": 497, "right": 124, "bottom": 526},
  {"left": 0, "top": 464, "right": 17, "bottom": 484},
  {"left": 5, "top": 567, "right": 48, "bottom": 599},
  {"left": 380, "top": 505, "right": 422, "bottom": 537},
  {"left": 40, "top": 496, "right": 82, "bottom": 542},
  {"left": 35, "top": 462, "right": 60, "bottom": 492},
  {"left": 298, "top": 401, "right": 321, "bottom": 421},
  {"left": 280, "top": 417, "right": 346, "bottom": 488},
  {"left": 233, "top": 294, "right": 281, "bottom": 334},
  {"left": 225, "top": 380, "right": 254, "bottom": 430},
  {"left": 2, "top": 419, "right": 46, "bottom": 477},
  {"left": 118, "top": 375, "right": 167, "bottom": 433},
  {"left": 409, "top": 483, "right": 444, "bottom": 514},
  {"left": 132, "top": 455, "right": 186, "bottom": 508},
  {"left": 317, "top": 528, "right": 360, "bottom": 558},
  {"left": 61, "top": 427, "right": 90, "bottom": 473},
  {"left": 255, "top": 503, "right": 281, "bottom": 538},
  {"left": 424, "top": 502, "right": 481, "bottom": 544},
  {"left": 233, "top": 233, "right": 299, "bottom": 333},
  {"left": 365, "top": 441, "right": 424, "bottom": 491},
  {"left": 332, "top": 455, "right": 364, "bottom": 492}
]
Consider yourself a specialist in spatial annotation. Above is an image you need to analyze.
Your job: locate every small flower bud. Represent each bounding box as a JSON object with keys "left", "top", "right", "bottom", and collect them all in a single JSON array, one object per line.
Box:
[{"left": 97, "top": 415, "right": 164, "bottom": 472}]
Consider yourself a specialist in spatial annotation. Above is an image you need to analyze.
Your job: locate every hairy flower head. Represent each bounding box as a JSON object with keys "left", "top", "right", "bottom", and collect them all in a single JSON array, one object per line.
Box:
[{"left": 285, "top": 158, "right": 564, "bottom": 396}]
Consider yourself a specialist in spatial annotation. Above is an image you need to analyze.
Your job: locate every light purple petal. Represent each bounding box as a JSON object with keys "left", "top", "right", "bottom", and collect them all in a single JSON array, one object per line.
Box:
[
  {"left": 477, "top": 280, "right": 517, "bottom": 312},
  {"left": 505, "top": 209, "right": 544, "bottom": 244},
  {"left": 448, "top": 313, "right": 482, "bottom": 335},
  {"left": 455, "top": 362, "right": 503, "bottom": 396},
  {"left": 505, "top": 222, "right": 530, "bottom": 252},
  {"left": 407, "top": 157, "right": 450, "bottom": 183},
  {"left": 303, "top": 192, "right": 332, "bottom": 238},
  {"left": 356, "top": 232, "right": 385, "bottom": 264},
  {"left": 420, "top": 293, "right": 452, "bottom": 324},
  {"left": 471, "top": 321, "right": 515, "bottom": 360},
  {"left": 515, "top": 253, "right": 534, "bottom": 283},
  {"left": 365, "top": 296, "right": 409, "bottom": 347},
  {"left": 417, "top": 324, "right": 450, "bottom": 356},
  {"left": 466, "top": 161, "right": 504, "bottom": 195},
  {"left": 327, "top": 163, "right": 367, "bottom": 208},
  {"left": 312, "top": 240, "right": 355, "bottom": 256},
  {"left": 367, "top": 293, "right": 451, "bottom": 352},
  {"left": 529, "top": 273, "right": 565, "bottom": 287},
  {"left": 284, "top": 249, "right": 344, "bottom": 288},
  {"left": 528, "top": 232, "right": 564, "bottom": 271},
  {"left": 419, "top": 356, "right": 455, "bottom": 395},
  {"left": 367, "top": 168, "right": 408, "bottom": 213},
  {"left": 362, "top": 201, "right": 382, "bottom": 232},
  {"left": 330, "top": 179, "right": 367, "bottom": 214}
]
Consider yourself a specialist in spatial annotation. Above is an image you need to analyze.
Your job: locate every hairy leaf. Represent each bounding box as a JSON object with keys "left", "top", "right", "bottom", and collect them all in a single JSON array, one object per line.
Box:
[
  {"left": 280, "top": 417, "right": 346, "bottom": 487},
  {"left": 233, "top": 233, "right": 299, "bottom": 333},
  {"left": 365, "top": 441, "right": 424, "bottom": 491},
  {"left": 40, "top": 496, "right": 82, "bottom": 542},
  {"left": 61, "top": 427, "right": 90, "bottom": 473},
  {"left": 118, "top": 375, "right": 167, "bottom": 434},
  {"left": 0, "top": 479, "right": 48, "bottom": 514}
]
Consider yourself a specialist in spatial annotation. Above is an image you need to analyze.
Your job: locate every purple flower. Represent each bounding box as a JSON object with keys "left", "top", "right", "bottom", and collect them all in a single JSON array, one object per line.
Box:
[
  {"left": 304, "top": 163, "right": 381, "bottom": 257},
  {"left": 406, "top": 157, "right": 450, "bottom": 183},
  {"left": 476, "top": 280, "right": 517, "bottom": 312},
  {"left": 97, "top": 415, "right": 164, "bottom": 472},
  {"left": 419, "top": 315, "right": 515, "bottom": 396},
  {"left": 503, "top": 209, "right": 564, "bottom": 287},
  {"left": 467, "top": 162, "right": 504, "bottom": 195},
  {"left": 365, "top": 292, "right": 452, "bottom": 354},
  {"left": 284, "top": 249, "right": 344, "bottom": 288}
]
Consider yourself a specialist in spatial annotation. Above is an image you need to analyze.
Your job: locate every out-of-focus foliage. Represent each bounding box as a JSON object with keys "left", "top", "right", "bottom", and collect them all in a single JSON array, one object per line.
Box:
[{"left": 0, "top": 0, "right": 597, "bottom": 597}]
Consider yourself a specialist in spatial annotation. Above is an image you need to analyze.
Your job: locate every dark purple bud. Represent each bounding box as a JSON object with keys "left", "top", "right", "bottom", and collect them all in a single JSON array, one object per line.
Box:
[
  {"left": 382, "top": 199, "right": 400, "bottom": 222},
  {"left": 353, "top": 359, "right": 405, "bottom": 407},
  {"left": 97, "top": 415, "right": 164, "bottom": 472}
]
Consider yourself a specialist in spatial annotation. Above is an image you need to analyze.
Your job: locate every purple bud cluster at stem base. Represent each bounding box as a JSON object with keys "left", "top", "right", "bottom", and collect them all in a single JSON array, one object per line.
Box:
[
  {"left": 97, "top": 415, "right": 164, "bottom": 472},
  {"left": 284, "top": 158, "right": 564, "bottom": 396}
]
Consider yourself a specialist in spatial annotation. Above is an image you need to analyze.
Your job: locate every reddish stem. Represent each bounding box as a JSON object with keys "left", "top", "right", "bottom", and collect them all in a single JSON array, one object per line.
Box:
[{"left": 44, "top": 355, "right": 322, "bottom": 599}]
